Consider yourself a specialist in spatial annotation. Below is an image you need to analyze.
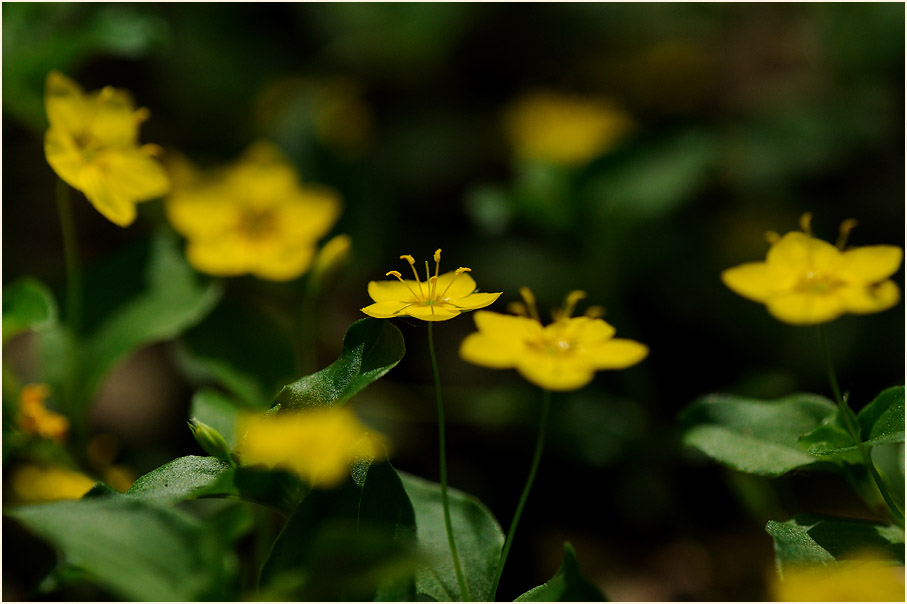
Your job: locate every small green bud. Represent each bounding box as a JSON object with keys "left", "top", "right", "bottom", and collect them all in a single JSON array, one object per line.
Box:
[{"left": 188, "top": 418, "right": 234, "bottom": 464}]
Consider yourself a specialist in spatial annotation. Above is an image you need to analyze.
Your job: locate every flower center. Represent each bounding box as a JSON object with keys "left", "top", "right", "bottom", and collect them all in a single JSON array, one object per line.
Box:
[
  {"left": 528, "top": 332, "right": 575, "bottom": 356},
  {"left": 798, "top": 272, "right": 843, "bottom": 295},
  {"left": 238, "top": 207, "right": 278, "bottom": 240},
  {"left": 386, "top": 249, "right": 471, "bottom": 313}
]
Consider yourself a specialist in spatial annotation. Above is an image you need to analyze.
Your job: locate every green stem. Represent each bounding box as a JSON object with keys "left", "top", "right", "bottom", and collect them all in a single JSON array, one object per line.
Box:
[
  {"left": 55, "top": 178, "right": 82, "bottom": 336},
  {"left": 818, "top": 325, "right": 904, "bottom": 526},
  {"left": 491, "top": 388, "right": 551, "bottom": 601},
  {"left": 428, "top": 323, "right": 471, "bottom": 602}
]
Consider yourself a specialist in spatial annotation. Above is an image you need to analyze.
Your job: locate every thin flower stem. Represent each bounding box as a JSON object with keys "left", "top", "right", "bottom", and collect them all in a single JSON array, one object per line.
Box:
[
  {"left": 55, "top": 178, "right": 82, "bottom": 335},
  {"left": 491, "top": 388, "right": 551, "bottom": 601},
  {"left": 427, "top": 322, "right": 471, "bottom": 602},
  {"left": 818, "top": 325, "right": 904, "bottom": 526}
]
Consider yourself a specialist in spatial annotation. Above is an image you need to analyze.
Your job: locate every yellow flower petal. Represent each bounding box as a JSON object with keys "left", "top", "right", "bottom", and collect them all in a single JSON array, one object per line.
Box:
[
  {"left": 838, "top": 281, "right": 900, "bottom": 315},
  {"left": 87, "top": 88, "right": 140, "bottom": 147},
  {"left": 95, "top": 147, "right": 170, "bottom": 201},
  {"left": 436, "top": 271, "right": 477, "bottom": 299},
  {"left": 368, "top": 279, "right": 421, "bottom": 304},
  {"left": 721, "top": 262, "right": 797, "bottom": 303},
  {"left": 185, "top": 236, "right": 254, "bottom": 277},
  {"left": 516, "top": 353, "right": 595, "bottom": 391},
  {"left": 580, "top": 338, "right": 649, "bottom": 369},
  {"left": 44, "top": 71, "right": 89, "bottom": 135},
  {"left": 766, "top": 291, "right": 846, "bottom": 325},
  {"left": 404, "top": 304, "right": 460, "bottom": 321},
  {"left": 840, "top": 245, "right": 903, "bottom": 285},
  {"left": 81, "top": 168, "right": 138, "bottom": 227},
  {"left": 449, "top": 291, "right": 502, "bottom": 311},
  {"left": 361, "top": 300, "right": 413, "bottom": 318},
  {"left": 278, "top": 187, "right": 343, "bottom": 239},
  {"left": 474, "top": 311, "right": 543, "bottom": 340},
  {"left": 554, "top": 316, "right": 617, "bottom": 344},
  {"left": 44, "top": 127, "right": 85, "bottom": 190},
  {"left": 767, "top": 231, "right": 842, "bottom": 273},
  {"left": 251, "top": 245, "right": 317, "bottom": 282},
  {"left": 167, "top": 187, "right": 245, "bottom": 239},
  {"left": 460, "top": 332, "right": 523, "bottom": 368}
]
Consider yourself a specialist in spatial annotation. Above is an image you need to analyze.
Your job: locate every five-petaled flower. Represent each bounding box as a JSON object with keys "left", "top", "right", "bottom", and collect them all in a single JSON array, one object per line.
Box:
[
  {"left": 460, "top": 288, "right": 648, "bottom": 390},
  {"left": 361, "top": 249, "right": 501, "bottom": 321},
  {"left": 44, "top": 71, "right": 170, "bottom": 227},
  {"left": 165, "top": 142, "right": 341, "bottom": 281},
  {"left": 237, "top": 408, "right": 387, "bottom": 488},
  {"left": 722, "top": 214, "right": 903, "bottom": 325}
]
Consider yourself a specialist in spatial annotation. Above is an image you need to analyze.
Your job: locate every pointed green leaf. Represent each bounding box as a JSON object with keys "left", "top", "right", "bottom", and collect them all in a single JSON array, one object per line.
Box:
[
  {"left": 859, "top": 386, "right": 905, "bottom": 446},
  {"left": 7, "top": 498, "right": 230, "bottom": 601},
  {"left": 76, "top": 230, "right": 222, "bottom": 408},
  {"left": 276, "top": 318, "right": 405, "bottom": 410},
  {"left": 766, "top": 514, "right": 905, "bottom": 575},
  {"left": 400, "top": 472, "right": 505, "bottom": 602},
  {"left": 515, "top": 542, "right": 607, "bottom": 602},
  {"left": 2, "top": 277, "right": 58, "bottom": 343},
  {"left": 680, "top": 393, "right": 837, "bottom": 476},
  {"left": 126, "top": 455, "right": 234, "bottom": 504}
]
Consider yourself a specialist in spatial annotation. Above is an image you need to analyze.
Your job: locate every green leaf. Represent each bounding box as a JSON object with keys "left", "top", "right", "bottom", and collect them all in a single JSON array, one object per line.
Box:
[
  {"left": 260, "top": 462, "right": 418, "bottom": 601},
  {"left": 7, "top": 497, "right": 229, "bottom": 601},
  {"left": 766, "top": 514, "right": 905, "bottom": 575},
  {"left": 2, "top": 277, "right": 58, "bottom": 343},
  {"left": 515, "top": 542, "right": 607, "bottom": 602},
  {"left": 679, "top": 393, "right": 837, "bottom": 476},
  {"left": 125, "top": 455, "right": 234, "bottom": 504},
  {"left": 276, "top": 318, "right": 405, "bottom": 410},
  {"left": 75, "top": 230, "right": 222, "bottom": 408},
  {"left": 400, "top": 471, "right": 505, "bottom": 602},
  {"left": 859, "top": 386, "right": 905, "bottom": 446}
]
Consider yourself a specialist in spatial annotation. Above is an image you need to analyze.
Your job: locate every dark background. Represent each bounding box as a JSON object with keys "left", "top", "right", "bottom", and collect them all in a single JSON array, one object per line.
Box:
[{"left": 3, "top": 3, "right": 904, "bottom": 600}]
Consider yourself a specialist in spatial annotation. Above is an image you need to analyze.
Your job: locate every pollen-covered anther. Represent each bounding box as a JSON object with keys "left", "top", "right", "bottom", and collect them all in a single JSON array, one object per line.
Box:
[
  {"left": 98, "top": 86, "right": 116, "bottom": 103},
  {"left": 765, "top": 231, "right": 781, "bottom": 244},
  {"left": 519, "top": 286, "right": 541, "bottom": 321},
  {"left": 400, "top": 254, "right": 416, "bottom": 265},
  {"left": 799, "top": 212, "right": 813, "bottom": 235},
  {"left": 507, "top": 301, "right": 528, "bottom": 317},
  {"left": 134, "top": 107, "right": 151, "bottom": 123},
  {"left": 385, "top": 270, "right": 402, "bottom": 279},
  {"left": 434, "top": 248, "right": 442, "bottom": 263},
  {"left": 562, "top": 290, "right": 588, "bottom": 319},
  {"left": 140, "top": 143, "right": 164, "bottom": 157},
  {"left": 584, "top": 305, "right": 606, "bottom": 319},
  {"left": 455, "top": 267, "right": 471, "bottom": 275}
]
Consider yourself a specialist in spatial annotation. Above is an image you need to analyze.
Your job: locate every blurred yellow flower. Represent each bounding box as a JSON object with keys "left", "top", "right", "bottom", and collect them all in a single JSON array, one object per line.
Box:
[
  {"left": 722, "top": 214, "right": 902, "bottom": 325},
  {"left": 44, "top": 71, "right": 170, "bottom": 227},
  {"left": 237, "top": 408, "right": 388, "bottom": 488},
  {"left": 10, "top": 464, "right": 96, "bottom": 503},
  {"left": 460, "top": 289, "right": 648, "bottom": 391},
  {"left": 166, "top": 142, "right": 341, "bottom": 281},
  {"left": 16, "top": 383, "right": 69, "bottom": 444},
  {"left": 361, "top": 249, "right": 501, "bottom": 321},
  {"left": 504, "top": 90, "right": 634, "bottom": 166},
  {"left": 771, "top": 557, "right": 905, "bottom": 602}
]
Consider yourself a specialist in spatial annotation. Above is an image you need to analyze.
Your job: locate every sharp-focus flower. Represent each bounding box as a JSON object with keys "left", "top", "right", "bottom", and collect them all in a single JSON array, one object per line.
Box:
[
  {"left": 16, "top": 383, "right": 69, "bottom": 444},
  {"left": 770, "top": 556, "right": 905, "bottom": 602},
  {"left": 44, "top": 71, "right": 170, "bottom": 227},
  {"left": 237, "top": 408, "right": 388, "bottom": 488},
  {"left": 722, "top": 214, "right": 903, "bottom": 325},
  {"left": 504, "top": 90, "right": 634, "bottom": 166},
  {"left": 10, "top": 465, "right": 96, "bottom": 503},
  {"left": 361, "top": 249, "right": 501, "bottom": 321},
  {"left": 166, "top": 142, "right": 341, "bottom": 281},
  {"left": 460, "top": 289, "right": 648, "bottom": 391}
]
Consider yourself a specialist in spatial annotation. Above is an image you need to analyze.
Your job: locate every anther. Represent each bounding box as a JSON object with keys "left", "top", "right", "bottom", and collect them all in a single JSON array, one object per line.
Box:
[
  {"left": 438, "top": 267, "right": 472, "bottom": 299},
  {"left": 99, "top": 86, "right": 115, "bottom": 102},
  {"left": 562, "top": 290, "right": 587, "bottom": 319},
  {"left": 836, "top": 218, "right": 858, "bottom": 250},
  {"left": 134, "top": 107, "right": 151, "bottom": 123},
  {"left": 455, "top": 267, "right": 471, "bottom": 275},
  {"left": 507, "top": 301, "right": 528, "bottom": 317},
  {"left": 765, "top": 231, "right": 780, "bottom": 244},
  {"left": 400, "top": 255, "right": 415, "bottom": 265},
  {"left": 400, "top": 254, "right": 424, "bottom": 298},
  {"left": 799, "top": 212, "right": 813, "bottom": 235},
  {"left": 385, "top": 271, "right": 403, "bottom": 279},
  {"left": 434, "top": 249, "right": 442, "bottom": 264},
  {"left": 140, "top": 143, "right": 163, "bottom": 157},
  {"left": 584, "top": 305, "right": 606, "bottom": 319}
]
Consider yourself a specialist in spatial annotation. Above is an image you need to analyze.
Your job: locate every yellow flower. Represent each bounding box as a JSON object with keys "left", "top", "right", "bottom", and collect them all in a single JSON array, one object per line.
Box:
[
  {"left": 361, "top": 249, "right": 502, "bottom": 321},
  {"left": 44, "top": 71, "right": 170, "bottom": 227},
  {"left": 460, "top": 289, "right": 648, "bottom": 391},
  {"left": 237, "top": 408, "right": 388, "bottom": 488},
  {"left": 722, "top": 214, "right": 903, "bottom": 325},
  {"left": 10, "top": 464, "right": 96, "bottom": 503},
  {"left": 504, "top": 90, "right": 634, "bottom": 166},
  {"left": 16, "top": 383, "right": 69, "bottom": 444},
  {"left": 165, "top": 142, "right": 341, "bottom": 281},
  {"left": 770, "top": 557, "right": 905, "bottom": 602}
]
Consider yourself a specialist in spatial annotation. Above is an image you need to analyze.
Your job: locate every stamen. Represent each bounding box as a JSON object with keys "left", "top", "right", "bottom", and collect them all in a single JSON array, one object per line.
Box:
[
  {"left": 836, "top": 218, "right": 858, "bottom": 250},
  {"left": 429, "top": 276, "right": 438, "bottom": 312},
  {"left": 400, "top": 254, "right": 424, "bottom": 298},
  {"left": 98, "top": 86, "right": 115, "bottom": 103},
  {"left": 438, "top": 267, "right": 472, "bottom": 299},
  {"left": 562, "top": 290, "right": 587, "bottom": 319},
  {"left": 765, "top": 231, "right": 780, "bottom": 244},
  {"left": 584, "top": 305, "right": 606, "bottom": 319},
  {"left": 799, "top": 212, "right": 813, "bottom": 235},
  {"left": 425, "top": 261, "right": 434, "bottom": 299},
  {"left": 134, "top": 107, "right": 151, "bottom": 123},
  {"left": 507, "top": 301, "right": 528, "bottom": 317},
  {"left": 140, "top": 143, "right": 163, "bottom": 157},
  {"left": 432, "top": 249, "right": 441, "bottom": 295},
  {"left": 386, "top": 270, "right": 421, "bottom": 300},
  {"left": 519, "top": 287, "right": 541, "bottom": 322}
]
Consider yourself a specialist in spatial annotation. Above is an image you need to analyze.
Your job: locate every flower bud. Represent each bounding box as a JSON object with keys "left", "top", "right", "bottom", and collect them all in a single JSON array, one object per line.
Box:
[{"left": 188, "top": 419, "right": 234, "bottom": 464}]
